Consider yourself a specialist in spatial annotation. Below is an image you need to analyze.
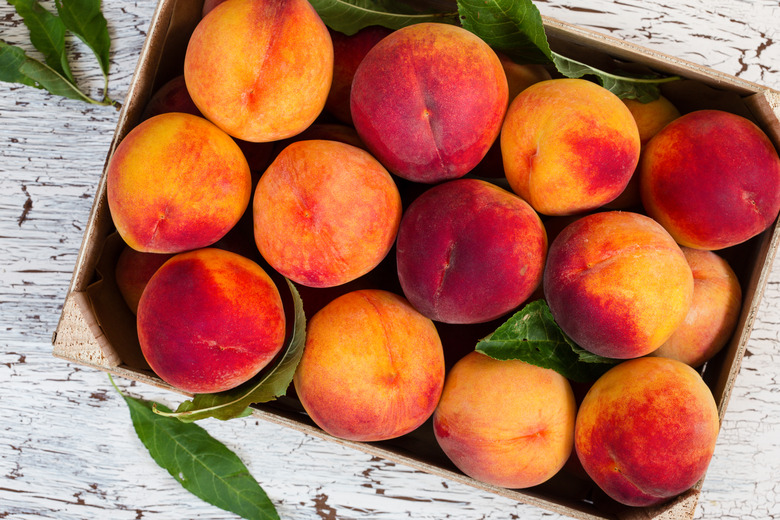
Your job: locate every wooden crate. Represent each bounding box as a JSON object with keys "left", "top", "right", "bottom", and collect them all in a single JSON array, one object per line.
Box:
[{"left": 52, "top": 1, "right": 780, "bottom": 518}]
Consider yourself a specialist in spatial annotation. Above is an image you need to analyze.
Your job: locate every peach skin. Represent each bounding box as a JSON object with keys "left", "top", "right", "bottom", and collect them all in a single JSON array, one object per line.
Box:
[
  {"left": 351, "top": 22, "right": 508, "bottom": 183},
  {"left": 253, "top": 139, "right": 402, "bottom": 288},
  {"left": 433, "top": 351, "right": 576, "bottom": 489},
  {"left": 640, "top": 109, "right": 780, "bottom": 250},
  {"left": 543, "top": 211, "right": 693, "bottom": 359},
  {"left": 651, "top": 247, "right": 742, "bottom": 367},
  {"left": 106, "top": 112, "right": 251, "bottom": 254},
  {"left": 137, "top": 248, "right": 286, "bottom": 394},
  {"left": 184, "top": 0, "right": 333, "bottom": 142},
  {"left": 501, "top": 78, "right": 640, "bottom": 216},
  {"left": 575, "top": 357, "right": 720, "bottom": 507},
  {"left": 293, "top": 289, "right": 445, "bottom": 442},
  {"left": 396, "top": 178, "right": 547, "bottom": 324}
]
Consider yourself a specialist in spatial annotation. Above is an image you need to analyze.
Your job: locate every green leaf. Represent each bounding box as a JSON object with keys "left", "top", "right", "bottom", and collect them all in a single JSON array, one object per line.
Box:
[
  {"left": 308, "top": 0, "right": 459, "bottom": 36},
  {"left": 110, "top": 375, "right": 280, "bottom": 520},
  {"left": 456, "top": 0, "right": 552, "bottom": 65},
  {"left": 0, "top": 40, "right": 94, "bottom": 102},
  {"left": 475, "top": 300, "right": 620, "bottom": 382},
  {"left": 453, "top": 0, "right": 677, "bottom": 100},
  {"left": 157, "top": 279, "right": 307, "bottom": 423},
  {"left": 7, "top": 0, "right": 75, "bottom": 83},
  {"left": 551, "top": 52, "right": 680, "bottom": 102},
  {"left": 54, "top": 0, "right": 110, "bottom": 75},
  {"left": 54, "top": 0, "right": 114, "bottom": 104}
]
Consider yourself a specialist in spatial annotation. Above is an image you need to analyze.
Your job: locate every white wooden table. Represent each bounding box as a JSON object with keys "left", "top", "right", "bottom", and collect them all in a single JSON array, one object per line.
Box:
[{"left": 2, "top": 1, "right": 779, "bottom": 519}]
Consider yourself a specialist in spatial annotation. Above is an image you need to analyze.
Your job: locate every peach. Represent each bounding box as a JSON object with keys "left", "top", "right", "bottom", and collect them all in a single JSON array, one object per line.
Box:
[
  {"left": 253, "top": 139, "right": 402, "bottom": 288},
  {"left": 351, "top": 22, "right": 508, "bottom": 183},
  {"left": 544, "top": 211, "right": 693, "bottom": 359},
  {"left": 651, "top": 247, "right": 742, "bottom": 367},
  {"left": 268, "top": 123, "right": 366, "bottom": 166},
  {"left": 114, "top": 244, "right": 174, "bottom": 314},
  {"left": 467, "top": 59, "right": 550, "bottom": 180},
  {"left": 496, "top": 52, "right": 552, "bottom": 104},
  {"left": 141, "top": 75, "right": 202, "bottom": 121},
  {"left": 396, "top": 178, "right": 547, "bottom": 324},
  {"left": 433, "top": 351, "right": 576, "bottom": 489},
  {"left": 137, "top": 248, "right": 286, "bottom": 394},
  {"left": 326, "top": 26, "right": 393, "bottom": 125},
  {"left": 201, "top": 0, "right": 227, "bottom": 17},
  {"left": 106, "top": 112, "right": 251, "bottom": 254},
  {"left": 184, "top": 0, "right": 333, "bottom": 142},
  {"left": 293, "top": 289, "right": 445, "bottom": 442},
  {"left": 501, "top": 78, "right": 641, "bottom": 216},
  {"left": 284, "top": 123, "right": 365, "bottom": 150},
  {"left": 625, "top": 95, "right": 681, "bottom": 145},
  {"left": 140, "top": 74, "right": 274, "bottom": 174},
  {"left": 575, "top": 357, "right": 720, "bottom": 507},
  {"left": 640, "top": 109, "right": 780, "bottom": 250},
  {"left": 606, "top": 95, "right": 681, "bottom": 209}
]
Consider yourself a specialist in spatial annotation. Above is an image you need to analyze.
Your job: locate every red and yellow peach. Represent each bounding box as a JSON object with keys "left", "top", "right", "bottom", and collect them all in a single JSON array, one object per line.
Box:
[
  {"left": 184, "top": 0, "right": 333, "bottom": 142},
  {"left": 640, "top": 109, "right": 780, "bottom": 250},
  {"left": 137, "top": 247, "right": 286, "bottom": 394},
  {"left": 501, "top": 78, "right": 641, "bottom": 216},
  {"left": 433, "top": 351, "right": 576, "bottom": 489},
  {"left": 396, "top": 178, "right": 547, "bottom": 324},
  {"left": 575, "top": 357, "right": 720, "bottom": 507},
  {"left": 253, "top": 139, "right": 402, "bottom": 288},
  {"left": 543, "top": 211, "right": 693, "bottom": 359},
  {"left": 651, "top": 247, "right": 742, "bottom": 367},
  {"left": 106, "top": 112, "right": 251, "bottom": 254},
  {"left": 351, "top": 22, "right": 508, "bottom": 183},
  {"left": 293, "top": 289, "right": 445, "bottom": 442}
]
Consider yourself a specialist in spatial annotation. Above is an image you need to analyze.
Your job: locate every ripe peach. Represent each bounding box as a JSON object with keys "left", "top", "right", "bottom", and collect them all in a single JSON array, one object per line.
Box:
[
  {"left": 141, "top": 75, "right": 202, "bottom": 121},
  {"left": 184, "top": 0, "right": 333, "bottom": 142},
  {"left": 201, "top": 0, "right": 227, "bottom": 18},
  {"left": 137, "top": 248, "right": 286, "bottom": 394},
  {"left": 396, "top": 178, "right": 547, "bottom": 324},
  {"left": 467, "top": 59, "right": 550, "bottom": 180},
  {"left": 606, "top": 95, "right": 681, "bottom": 209},
  {"left": 651, "top": 247, "right": 742, "bottom": 367},
  {"left": 106, "top": 112, "right": 251, "bottom": 254},
  {"left": 544, "top": 211, "right": 693, "bottom": 359},
  {"left": 140, "top": 74, "right": 274, "bottom": 175},
  {"left": 253, "top": 140, "right": 402, "bottom": 288},
  {"left": 351, "top": 22, "right": 508, "bottom": 183},
  {"left": 496, "top": 53, "right": 552, "bottom": 104},
  {"left": 268, "top": 123, "right": 366, "bottom": 166},
  {"left": 293, "top": 289, "right": 445, "bottom": 442},
  {"left": 575, "top": 357, "right": 720, "bottom": 507},
  {"left": 640, "top": 109, "right": 780, "bottom": 250},
  {"left": 326, "top": 26, "right": 393, "bottom": 125},
  {"left": 625, "top": 95, "right": 681, "bottom": 145},
  {"left": 114, "top": 244, "right": 173, "bottom": 314},
  {"left": 433, "top": 351, "right": 576, "bottom": 489},
  {"left": 501, "top": 78, "right": 640, "bottom": 216}
]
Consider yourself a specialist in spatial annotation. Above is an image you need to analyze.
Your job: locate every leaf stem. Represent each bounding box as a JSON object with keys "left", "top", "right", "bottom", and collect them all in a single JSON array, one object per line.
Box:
[
  {"left": 321, "top": 0, "right": 457, "bottom": 20},
  {"left": 550, "top": 50, "right": 681, "bottom": 84}
]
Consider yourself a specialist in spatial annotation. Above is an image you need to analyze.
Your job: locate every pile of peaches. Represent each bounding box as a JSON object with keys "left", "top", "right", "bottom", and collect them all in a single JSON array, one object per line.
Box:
[{"left": 106, "top": 0, "right": 780, "bottom": 509}]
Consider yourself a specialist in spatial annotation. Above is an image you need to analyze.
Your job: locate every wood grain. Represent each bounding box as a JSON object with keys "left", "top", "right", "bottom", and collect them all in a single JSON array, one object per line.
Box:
[{"left": 2, "top": 1, "right": 779, "bottom": 519}]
